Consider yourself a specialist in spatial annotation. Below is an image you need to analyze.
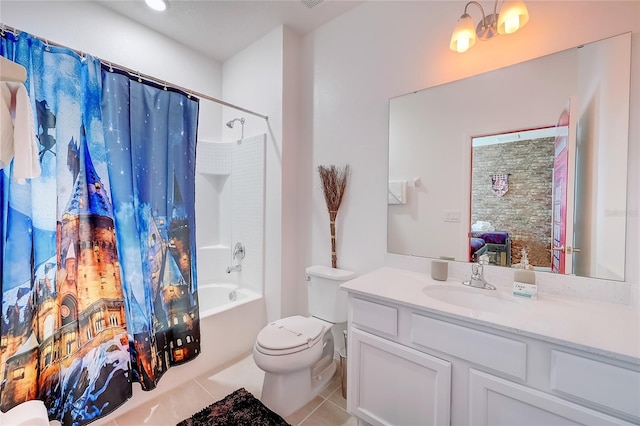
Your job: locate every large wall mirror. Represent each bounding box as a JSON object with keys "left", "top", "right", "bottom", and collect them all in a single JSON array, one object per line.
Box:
[{"left": 388, "top": 33, "right": 631, "bottom": 281}]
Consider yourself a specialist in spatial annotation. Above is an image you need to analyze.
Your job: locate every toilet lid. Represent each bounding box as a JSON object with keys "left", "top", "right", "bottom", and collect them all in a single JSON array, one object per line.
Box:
[{"left": 256, "top": 316, "right": 324, "bottom": 353}]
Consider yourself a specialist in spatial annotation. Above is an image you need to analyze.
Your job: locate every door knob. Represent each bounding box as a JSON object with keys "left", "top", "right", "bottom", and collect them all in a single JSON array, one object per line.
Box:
[{"left": 552, "top": 245, "right": 565, "bottom": 252}]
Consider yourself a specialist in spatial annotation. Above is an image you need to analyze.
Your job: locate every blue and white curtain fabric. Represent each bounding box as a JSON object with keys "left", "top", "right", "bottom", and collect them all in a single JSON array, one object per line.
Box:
[
  {"left": 0, "top": 32, "right": 200, "bottom": 425},
  {"left": 101, "top": 70, "right": 200, "bottom": 390}
]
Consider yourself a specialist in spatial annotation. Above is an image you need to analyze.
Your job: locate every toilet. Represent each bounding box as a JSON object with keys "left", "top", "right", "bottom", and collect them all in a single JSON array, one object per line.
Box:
[{"left": 253, "top": 265, "right": 355, "bottom": 417}]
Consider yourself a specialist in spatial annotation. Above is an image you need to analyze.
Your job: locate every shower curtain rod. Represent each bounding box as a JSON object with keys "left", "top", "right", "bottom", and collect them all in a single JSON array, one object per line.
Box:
[{"left": 0, "top": 23, "right": 269, "bottom": 120}]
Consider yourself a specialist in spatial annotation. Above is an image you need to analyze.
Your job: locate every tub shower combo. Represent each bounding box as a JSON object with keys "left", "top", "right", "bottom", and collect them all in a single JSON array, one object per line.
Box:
[{"left": 194, "top": 130, "right": 267, "bottom": 362}]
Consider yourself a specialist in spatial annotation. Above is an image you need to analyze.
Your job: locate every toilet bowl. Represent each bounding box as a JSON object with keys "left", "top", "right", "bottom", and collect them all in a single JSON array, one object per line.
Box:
[
  {"left": 0, "top": 400, "right": 50, "bottom": 425},
  {"left": 253, "top": 265, "right": 355, "bottom": 418}
]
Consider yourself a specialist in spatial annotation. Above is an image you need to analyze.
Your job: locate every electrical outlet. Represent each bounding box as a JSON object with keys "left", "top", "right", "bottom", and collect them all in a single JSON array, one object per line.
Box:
[{"left": 444, "top": 210, "right": 461, "bottom": 222}]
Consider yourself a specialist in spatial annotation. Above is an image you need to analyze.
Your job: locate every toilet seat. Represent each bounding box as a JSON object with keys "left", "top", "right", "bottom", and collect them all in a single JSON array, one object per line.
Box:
[{"left": 255, "top": 316, "right": 325, "bottom": 356}]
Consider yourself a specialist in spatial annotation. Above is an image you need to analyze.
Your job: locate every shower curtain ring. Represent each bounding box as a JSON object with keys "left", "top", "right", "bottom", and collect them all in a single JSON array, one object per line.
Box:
[
  {"left": 108, "top": 62, "right": 114, "bottom": 72},
  {"left": 137, "top": 71, "right": 142, "bottom": 83},
  {"left": 163, "top": 81, "right": 168, "bottom": 91},
  {"left": 44, "top": 39, "right": 51, "bottom": 51}
]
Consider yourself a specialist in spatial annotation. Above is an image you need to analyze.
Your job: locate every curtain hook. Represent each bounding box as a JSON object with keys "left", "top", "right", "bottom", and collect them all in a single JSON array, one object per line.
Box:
[
  {"left": 44, "top": 39, "right": 51, "bottom": 52},
  {"left": 108, "top": 62, "right": 114, "bottom": 72},
  {"left": 0, "top": 24, "right": 5, "bottom": 37},
  {"left": 137, "top": 71, "right": 142, "bottom": 83},
  {"left": 163, "top": 81, "right": 168, "bottom": 91}
]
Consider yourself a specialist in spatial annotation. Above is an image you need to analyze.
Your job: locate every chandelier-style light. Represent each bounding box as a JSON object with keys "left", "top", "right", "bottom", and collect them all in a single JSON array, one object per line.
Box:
[{"left": 450, "top": 0, "right": 529, "bottom": 53}]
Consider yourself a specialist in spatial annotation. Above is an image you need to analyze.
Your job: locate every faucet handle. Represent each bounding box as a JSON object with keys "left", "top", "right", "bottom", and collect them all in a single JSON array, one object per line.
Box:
[
  {"left": 233, "top": 242, "right": 245, "bottom": 260},
  {"left": 471, "top": 263, "right": 481, "bottom": 277}
]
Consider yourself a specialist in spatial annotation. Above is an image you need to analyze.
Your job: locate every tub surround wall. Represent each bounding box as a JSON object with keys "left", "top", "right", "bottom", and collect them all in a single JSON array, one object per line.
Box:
[
  {"left": 222, "top": 26, "right": 303, "bottom": 322},
  {"left": 196, "top": 135, "right": 265, "bottom": 294},
  {"left": 196, "top": 142, "right": 233, "bottom": 283},
  {"left": 231, "top": 135, "right": 266, "bottom": 296}
]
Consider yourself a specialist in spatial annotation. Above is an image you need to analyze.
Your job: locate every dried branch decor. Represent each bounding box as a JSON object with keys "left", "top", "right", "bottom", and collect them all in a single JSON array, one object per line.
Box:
[{"left": 318, "top": 164, "right": 350, "bottom": 268}]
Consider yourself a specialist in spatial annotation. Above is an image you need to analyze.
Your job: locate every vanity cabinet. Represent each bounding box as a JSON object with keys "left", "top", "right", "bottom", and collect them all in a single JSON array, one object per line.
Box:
[
  {"left": 350, "top": 328, "right": 451, "bottom": 426},
  {"left": 346, "top": 293, "right": 640, "bottom": 426}
]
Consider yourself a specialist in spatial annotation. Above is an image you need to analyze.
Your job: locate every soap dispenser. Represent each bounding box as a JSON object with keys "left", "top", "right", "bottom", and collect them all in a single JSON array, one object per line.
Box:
[{"left": 513, "top": 248, "right": 536, "bottom": 299}]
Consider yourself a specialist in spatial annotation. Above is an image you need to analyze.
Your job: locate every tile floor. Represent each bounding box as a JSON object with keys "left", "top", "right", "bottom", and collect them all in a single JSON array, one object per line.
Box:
[{"left": 105, "top": 354, "right": 356, "bottom": 426}]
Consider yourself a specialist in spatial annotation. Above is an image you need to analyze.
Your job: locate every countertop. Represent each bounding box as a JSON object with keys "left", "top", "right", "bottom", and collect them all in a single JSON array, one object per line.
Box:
[{"left": 341, "top": 267, "right": 640, "bottom": 364}]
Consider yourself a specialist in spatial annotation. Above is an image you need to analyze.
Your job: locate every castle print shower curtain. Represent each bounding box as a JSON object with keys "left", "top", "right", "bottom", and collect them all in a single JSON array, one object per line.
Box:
[
  {"left": 101, "top": 69, "right": 200, "bottom": 391},
  {"left": 1, "top": 33, "right": 200, "bottom": 425}
]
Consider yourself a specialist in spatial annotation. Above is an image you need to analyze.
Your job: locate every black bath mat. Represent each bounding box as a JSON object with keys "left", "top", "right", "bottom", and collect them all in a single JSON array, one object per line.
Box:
[{"left": 177, "top": 387, "right": 291, "bottom": 426}]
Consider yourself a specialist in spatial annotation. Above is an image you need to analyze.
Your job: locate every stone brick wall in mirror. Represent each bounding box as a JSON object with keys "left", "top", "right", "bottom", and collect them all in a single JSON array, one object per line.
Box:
[{"left": 471, "top": 136, "right": 554, "bottom": 269}]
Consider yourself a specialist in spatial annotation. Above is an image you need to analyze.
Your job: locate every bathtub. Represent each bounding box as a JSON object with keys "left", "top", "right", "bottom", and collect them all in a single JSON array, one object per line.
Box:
[
  {"left": 198, "top": 283, "right": 261, "bottom": 318},
  {"left": 96, "top": 282, "right": 265, "bottom": 424}
]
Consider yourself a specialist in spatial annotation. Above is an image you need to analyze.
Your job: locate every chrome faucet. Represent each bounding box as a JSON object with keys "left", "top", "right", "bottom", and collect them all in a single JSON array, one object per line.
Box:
[
  {"left": 227, "top": 242, "right": 245, "bottom": 273},
  {"left": 226, "top": 264, "right": 242, "bottom": 273},
  {"left": 463, "top": 254, "right": 496, "bottom": 290},
  {"left": 233, "top": 242, "right": 245, "bottom": 260}
]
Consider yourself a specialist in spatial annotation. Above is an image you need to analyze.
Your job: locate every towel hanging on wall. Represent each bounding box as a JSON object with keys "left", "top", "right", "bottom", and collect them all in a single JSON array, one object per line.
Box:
[
  {"left": 0, "top": 81, "right": 41, "bottom": 183},
  {"left": 0, "top": 56, "right": 27, "bottom": 83}
]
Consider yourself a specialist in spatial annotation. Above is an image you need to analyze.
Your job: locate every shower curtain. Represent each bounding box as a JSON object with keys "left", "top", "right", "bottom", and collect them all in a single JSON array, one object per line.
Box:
[
  {"left": 0, "top": 33, "right": 200, "bottom": 425},
  {"left": 101, "top": 70, "right": 200, "bottom": 390}
]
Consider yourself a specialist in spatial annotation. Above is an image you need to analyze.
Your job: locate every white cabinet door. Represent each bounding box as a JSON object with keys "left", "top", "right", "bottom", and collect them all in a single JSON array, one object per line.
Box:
[
  {"left": 469, "top": 369, "right": 634, "bottom": 426},
  {"left": 348, "top": 328, "right": 451, "bottom": 426}
]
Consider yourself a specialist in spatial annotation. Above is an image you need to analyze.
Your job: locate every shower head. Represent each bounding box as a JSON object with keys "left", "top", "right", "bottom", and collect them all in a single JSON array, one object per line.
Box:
[{"left": 226, "top": 117, "right": 245, "bottom": 129}]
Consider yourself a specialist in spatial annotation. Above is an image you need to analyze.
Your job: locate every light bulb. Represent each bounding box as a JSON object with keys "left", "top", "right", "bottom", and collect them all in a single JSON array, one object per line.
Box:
[
  {"left": 497, "top": 0, "right": 529, "bottom": 35},
  {"left": 503, "top": 14, "right": 521, "bottom": 34},
  {"left": 457, "top": 37, "right": 471, "bottom": 53},
  {"left": 450, "top": 13, "right": 477, "bottom": 53},
  {"left": 145, "top": 0, "right": 167, "bottom": 12}
]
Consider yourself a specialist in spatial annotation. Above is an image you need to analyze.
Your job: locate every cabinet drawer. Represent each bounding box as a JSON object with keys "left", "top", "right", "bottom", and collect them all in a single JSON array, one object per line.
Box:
[
  {"left": 550, "top": 350, "right": 640, "bottom": 420},
  {"left": 352, "top": 297, "right": 398, "bottom": 337},
  {"left": 411, "top": 314, "right": 527, "bottom": 380}
]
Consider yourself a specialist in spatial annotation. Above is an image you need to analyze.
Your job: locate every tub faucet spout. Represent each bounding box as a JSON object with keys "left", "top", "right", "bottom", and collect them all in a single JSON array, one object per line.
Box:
[{"left": 226, "top": 264, "right": 242, "bottom": 273}]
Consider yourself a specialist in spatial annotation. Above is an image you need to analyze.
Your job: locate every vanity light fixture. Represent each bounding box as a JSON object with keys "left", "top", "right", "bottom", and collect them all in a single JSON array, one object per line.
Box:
[
  {"left": 450, "top": 0, "right": 529, "bottom": 53},
  {"left": 145, "top": 0, "right": 168, "bottom": 12}
]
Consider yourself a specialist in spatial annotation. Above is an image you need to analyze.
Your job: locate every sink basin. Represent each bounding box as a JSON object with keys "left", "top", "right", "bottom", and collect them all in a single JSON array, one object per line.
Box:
[{"left": 423, "top": 285, "right": 527, "bottom": 314}]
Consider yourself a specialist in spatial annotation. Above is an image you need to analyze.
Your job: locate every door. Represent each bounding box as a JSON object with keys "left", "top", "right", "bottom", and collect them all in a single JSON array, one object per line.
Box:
[
  {"left": 348, "top": 328, "right": 451, "bottom": 426},
  {"left": 551, "top": 100, "right": 576, "bottom": 274},
  {"left": 468, "top": 369, "right": 632, "bottom": 425}
]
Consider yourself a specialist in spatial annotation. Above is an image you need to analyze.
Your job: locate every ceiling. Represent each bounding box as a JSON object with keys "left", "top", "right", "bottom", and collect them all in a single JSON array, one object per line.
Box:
[{"left": 96, "top": 0, "right": 364, "bottom": 62}]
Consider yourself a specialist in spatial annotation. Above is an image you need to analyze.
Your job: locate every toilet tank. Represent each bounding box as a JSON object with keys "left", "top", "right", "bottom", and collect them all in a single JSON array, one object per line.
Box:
[{"left": 306, "top": 265, "right": 356, "bottom": 323}]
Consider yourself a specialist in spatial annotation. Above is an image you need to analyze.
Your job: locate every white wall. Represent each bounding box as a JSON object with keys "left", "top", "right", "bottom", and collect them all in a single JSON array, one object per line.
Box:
[
  {"left": 576, "top": 35, "right": 631, "bottom": 280},
  {"left": 221, "top": 26, "right": 302, "bottom": 321},
  {"left": 299, "top": 1, "right": 640, "bottom": 311}
]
